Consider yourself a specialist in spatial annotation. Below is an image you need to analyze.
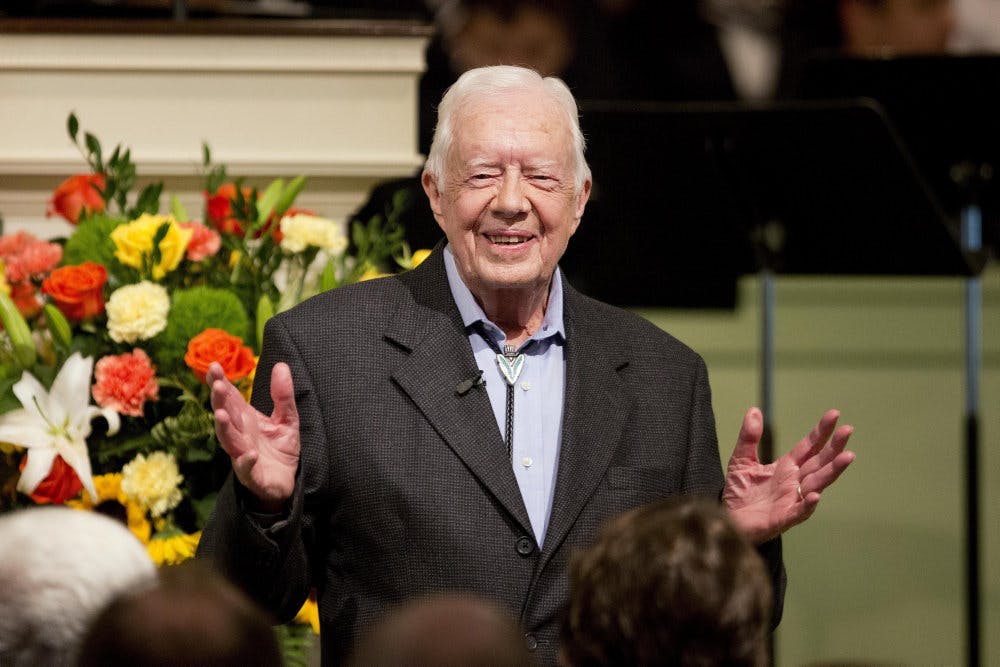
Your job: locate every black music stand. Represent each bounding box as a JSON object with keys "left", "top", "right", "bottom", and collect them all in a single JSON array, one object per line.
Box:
[
  {"left": 572, "top": 97, "right": 979, "bottom": 450},
  {"left": 798, "top": 56, "right": 999, "bottom": 667}
]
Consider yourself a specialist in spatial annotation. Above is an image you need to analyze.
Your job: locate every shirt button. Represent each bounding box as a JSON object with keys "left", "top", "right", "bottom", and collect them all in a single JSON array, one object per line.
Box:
[
  {"left": 524, "top": 633, "right": 538, "bottom": 651},
  {"left": 521, "top": 456, "right": 533, "bottom": 468},
  {"left": 520, "top": 381, "right": 531, "bottom": 391},
  {"left": 516, "top": 536, "right": 535, "bottom": 557}
]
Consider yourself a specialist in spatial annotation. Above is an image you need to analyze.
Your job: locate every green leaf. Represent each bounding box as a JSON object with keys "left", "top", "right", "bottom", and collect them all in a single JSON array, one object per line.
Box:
[
  {"left": 256, "top": 294, "right": 274, "bottom": 350},
  {"left": 43, "top": 303, "right": 73, "bottom": 351},
  {"left": 84, "top": 132, "right": 103, "bottom": 168},
  {"left": 319, "top": 258, "right": 338, "bottom": 291},
  {"left": 256, "top": 178, "right": 285, "bottom": 222},
  {"left": 67, "top": 112, "right": 79, "bottom": 142},
  {"left": 202, "top": 142, "right": 212, "bottom": 167},
  {"left": 0, "top": 291, "right": 36, "bottom": 368},
  {"left": 272, "top": 175, "right": 307, "bottom": 220},
  {"left": 0, "top": 376, "right": 20, "bottom": 416},
  {"left": 170, "top": 195, "right": 189, "bottom": 222},
  {"left": 131, "top": 182, "right": 163, "bottom": 218}
]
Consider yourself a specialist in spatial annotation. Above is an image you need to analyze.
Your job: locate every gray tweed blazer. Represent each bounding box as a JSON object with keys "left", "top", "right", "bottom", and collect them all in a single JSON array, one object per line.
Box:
[{"left": 199, "top": 245, "right": 784, "bottom": 666}]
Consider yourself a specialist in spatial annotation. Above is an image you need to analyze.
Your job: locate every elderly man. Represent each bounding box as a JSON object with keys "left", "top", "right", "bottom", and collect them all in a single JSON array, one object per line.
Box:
[{"left": 198, "top": 65, "right": 854, "bottom": 666}]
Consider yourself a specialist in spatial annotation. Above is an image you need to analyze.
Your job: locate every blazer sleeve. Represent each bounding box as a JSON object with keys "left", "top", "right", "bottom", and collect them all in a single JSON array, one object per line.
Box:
[{"left": 197, "top": 315, "right": 327, "bottom": 622}]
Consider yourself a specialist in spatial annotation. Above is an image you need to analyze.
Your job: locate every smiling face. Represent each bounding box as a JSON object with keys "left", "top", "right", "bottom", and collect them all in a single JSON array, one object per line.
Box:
[{"left": 422, "top": 89, "right": 591, "bottom": 310}]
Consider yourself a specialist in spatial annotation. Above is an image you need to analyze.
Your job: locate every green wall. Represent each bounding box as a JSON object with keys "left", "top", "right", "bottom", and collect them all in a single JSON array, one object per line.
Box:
[{"left": 636, "top": 266, "right": 1000, "bottom": 666}]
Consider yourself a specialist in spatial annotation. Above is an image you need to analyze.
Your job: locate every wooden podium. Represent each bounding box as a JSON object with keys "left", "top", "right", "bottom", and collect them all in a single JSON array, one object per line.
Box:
[{"left": 0, "top": 17, "right": 432, "bottom": 238}]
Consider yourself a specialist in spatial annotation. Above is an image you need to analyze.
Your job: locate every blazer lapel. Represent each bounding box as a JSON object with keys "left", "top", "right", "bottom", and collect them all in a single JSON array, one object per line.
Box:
[
  {"left": 386, "top": 251, "right": 533, "bottom": 536},
  {"left": 540, "top": 283, "right": 630, "bottom": 560}
]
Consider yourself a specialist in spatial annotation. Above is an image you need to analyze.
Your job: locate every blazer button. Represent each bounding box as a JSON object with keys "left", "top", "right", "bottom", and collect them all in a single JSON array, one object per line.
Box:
[
  {"left": 524, "top": 633, "right": 538, "bottom": 651},
  {"left": 515, "top": 536, "right": 535, "bottom": 557}
]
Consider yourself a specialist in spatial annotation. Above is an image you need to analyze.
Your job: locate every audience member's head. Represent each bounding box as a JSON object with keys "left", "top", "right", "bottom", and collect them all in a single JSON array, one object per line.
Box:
[
  {"left": 560, "top": 497, "right": 773, "bottom": 667},
  {"left": 78, "top": 559, "right": 282, "bottom": 667},
  {"left": 839, "top": 0, "right": 955, "bottom": 56},
  {"left": 0, "top": 506, "right": 156, "bottom": 666},
  {"left": 348, "top": 593, "right": 536, "bottom": 667}
]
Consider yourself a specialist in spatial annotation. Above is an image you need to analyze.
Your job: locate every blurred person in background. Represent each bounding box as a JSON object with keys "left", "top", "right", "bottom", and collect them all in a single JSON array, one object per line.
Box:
[
  {"left": 78, "top": 560, "right": 282, "bottom": 667},
  {"left": 560, "top": 497, "right": 773, "bottom": 667},
  {"left": 0, "top": 506, "right": 156, "bottom": 666},
  {"left": 349, "top": 594, "right": 536, "bottom": 667}
]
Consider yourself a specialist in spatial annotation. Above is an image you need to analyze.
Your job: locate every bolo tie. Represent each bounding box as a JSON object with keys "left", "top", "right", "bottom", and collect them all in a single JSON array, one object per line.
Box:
[
  {"left": 474, "top": 321, "right": 531, "bottom": 460},
  {"left": 495, "top": 342, "right": 528, "bottom": 460}
]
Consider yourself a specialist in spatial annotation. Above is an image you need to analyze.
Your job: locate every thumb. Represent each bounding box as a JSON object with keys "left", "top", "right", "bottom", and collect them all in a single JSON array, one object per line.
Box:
[{"left": 732, "top": 407, "right": 763, "bottom": 462}]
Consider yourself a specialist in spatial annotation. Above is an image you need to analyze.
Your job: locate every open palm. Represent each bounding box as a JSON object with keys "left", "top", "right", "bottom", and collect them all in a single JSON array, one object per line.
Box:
[{"left": 723, "top": 407, "right": 855, "bottom": 544}]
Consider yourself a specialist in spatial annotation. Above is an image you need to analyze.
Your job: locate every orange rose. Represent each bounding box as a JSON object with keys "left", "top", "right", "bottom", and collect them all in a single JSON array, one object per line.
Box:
[
  {"left": 19, "top": 454, "right": 83, "bottom": 505},
  {"left": 41, "top": 262, "right": 107, "bottom": 321},
  {"left": 184, "top": 327, "right": 256, "bottom": 383},
  {"left": 47, "top": 173, "right": 106, "bottom": 224}
]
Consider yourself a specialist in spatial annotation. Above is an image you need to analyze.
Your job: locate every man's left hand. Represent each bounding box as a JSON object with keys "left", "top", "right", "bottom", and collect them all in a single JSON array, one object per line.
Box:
[{"left": 723, "top": 407, "right": 855, "bottom": 544}]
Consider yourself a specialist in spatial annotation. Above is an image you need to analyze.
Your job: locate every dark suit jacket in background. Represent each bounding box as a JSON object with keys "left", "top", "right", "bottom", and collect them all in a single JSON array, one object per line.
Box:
[{"left": 199, "top": 247, "right": 785, "bottom": 666}]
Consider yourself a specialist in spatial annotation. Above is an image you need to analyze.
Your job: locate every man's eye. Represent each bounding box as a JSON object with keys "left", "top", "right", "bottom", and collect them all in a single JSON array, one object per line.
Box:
[
  {"left": 530, "top": 175, "right": 553, "bottom": 181},
  {"left": 472, "top": 174, "right": 494, "bottom": 180}
]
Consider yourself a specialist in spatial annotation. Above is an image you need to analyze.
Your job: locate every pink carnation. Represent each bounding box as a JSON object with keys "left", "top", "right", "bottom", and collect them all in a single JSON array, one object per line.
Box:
[
  {"left": 92, "top": 349, "right": 159, "bottom": 417},
  {"left": 0, "top": 231, "right": 34, "bottom": 258},
  {"left": 179, "top": 221, "right": 222, "bottom": 262},
  {"left": 4, "top": 239, "right": 62, "bottom": 283}
]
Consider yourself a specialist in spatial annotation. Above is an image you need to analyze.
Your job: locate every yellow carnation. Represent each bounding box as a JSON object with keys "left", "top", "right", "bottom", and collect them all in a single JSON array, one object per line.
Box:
[
  {"left": 111, "top": 213, "right": 193, "bottom": 280},
  {"left": 121, "top": 451, "right": 184, "bottom": 518},
  {"left": 106, "top": 281, "right": 170, "bottom": 343},
  {"left": 279, "top": 213, "right": 348, "bottom": 254}
]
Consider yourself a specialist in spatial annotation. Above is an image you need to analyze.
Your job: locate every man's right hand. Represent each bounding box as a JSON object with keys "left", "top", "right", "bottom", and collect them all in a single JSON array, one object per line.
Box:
[{"left": 208, "top": 361, "right": 300, "bottom": 512}]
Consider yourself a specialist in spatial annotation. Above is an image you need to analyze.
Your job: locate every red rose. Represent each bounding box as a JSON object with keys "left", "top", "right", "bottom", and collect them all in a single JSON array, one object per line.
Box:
[
  {"left": 184, "top": 328, "right": 256, "bottom": 383},
  {"left": 19, "top": 454, "right": 83, "bottom": 505},
  {"left": 47, "top": 173, "right": 106, "bottom": 224},
  {"left": 41, "top": 262, "right": 107, "bottom": 321},
  {"left": 205, "top": 183, "right": 253, "bottom": 236}
]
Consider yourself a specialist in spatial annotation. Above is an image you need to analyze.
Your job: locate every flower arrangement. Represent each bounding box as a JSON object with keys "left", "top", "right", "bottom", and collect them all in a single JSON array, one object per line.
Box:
[{"left": 0, "top": 114, "right": 423, "bottom": 658}]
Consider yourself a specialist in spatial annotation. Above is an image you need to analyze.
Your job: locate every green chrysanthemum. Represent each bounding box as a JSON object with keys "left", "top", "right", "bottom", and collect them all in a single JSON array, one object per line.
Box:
[
  {"left": 152, "top": 286, "right": 249, "bottom": 370},
  {"left": 62, "top": 214, "right": 129, "bottom": 283}
]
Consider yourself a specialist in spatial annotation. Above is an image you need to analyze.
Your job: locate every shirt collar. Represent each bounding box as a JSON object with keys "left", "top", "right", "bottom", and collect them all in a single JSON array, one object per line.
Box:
[{"left": 443, "top": 244, "right": 566, "bottom": 342}]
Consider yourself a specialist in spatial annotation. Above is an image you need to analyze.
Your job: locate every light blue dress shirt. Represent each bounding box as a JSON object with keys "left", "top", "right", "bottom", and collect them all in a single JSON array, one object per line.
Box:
[{"left": 443, "top": 246, "right": 566, "bottom": 546}]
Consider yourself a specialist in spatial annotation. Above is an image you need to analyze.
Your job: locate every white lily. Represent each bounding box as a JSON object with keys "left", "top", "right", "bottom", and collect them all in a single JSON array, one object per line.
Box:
[{"left": 0, "top": 352, "right": 119, "bottom": 502}]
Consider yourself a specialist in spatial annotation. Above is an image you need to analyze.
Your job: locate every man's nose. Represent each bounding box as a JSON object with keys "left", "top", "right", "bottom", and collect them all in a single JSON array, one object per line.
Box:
[{"left": 491, "top": 173, "right": 529, "bottom": 217}]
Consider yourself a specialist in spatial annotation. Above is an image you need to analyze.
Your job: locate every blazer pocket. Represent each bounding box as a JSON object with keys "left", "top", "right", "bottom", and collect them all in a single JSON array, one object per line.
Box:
[{"left": 606, "top": 465, "right": 682, "bottom": 495}]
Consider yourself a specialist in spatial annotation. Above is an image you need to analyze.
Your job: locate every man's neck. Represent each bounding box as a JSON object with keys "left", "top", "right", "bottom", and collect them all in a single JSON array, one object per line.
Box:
[{"left": 474, "top": 282, "right": 550, "bottom": 348}]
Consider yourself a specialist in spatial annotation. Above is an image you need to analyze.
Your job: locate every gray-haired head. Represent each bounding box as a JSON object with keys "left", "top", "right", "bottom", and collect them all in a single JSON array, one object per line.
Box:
[
  {"left": 0, "top": 506, "right": 157, "bottom": 666},
  {"left": 424, "top": 65, "right": 591, "bottom": 192}
]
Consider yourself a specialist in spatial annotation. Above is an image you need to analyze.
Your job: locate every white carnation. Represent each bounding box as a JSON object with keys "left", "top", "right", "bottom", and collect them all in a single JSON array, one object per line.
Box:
[
  {"left": 279, "top": 213, "right": 348, "bottom": 254},
  {"left": 106, "top": 281, "right": 170, "bottom": 343}
]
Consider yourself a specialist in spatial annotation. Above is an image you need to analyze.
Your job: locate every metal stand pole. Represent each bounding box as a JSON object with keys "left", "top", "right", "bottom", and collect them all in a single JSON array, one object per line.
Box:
[{"left": 961, "top": 203, "right": 982, "bottom": 667}]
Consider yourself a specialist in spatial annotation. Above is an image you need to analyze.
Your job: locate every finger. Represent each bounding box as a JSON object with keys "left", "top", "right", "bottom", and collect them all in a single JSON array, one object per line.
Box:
[
  {"left": 731, "top": 407, "right": 763, "bottom": 462},
  {"left": 213, "top": 408, "right": 247, "bottom": 460},
  {"left": 801, "top": 449, "right": 856, "bottom": 496},
  {"left": 231, "top": 449, "right": 259, "bottom": 483},
  {"left": 788, "top": 494, "right": 821, "bottom": 530},
  {"left": 210, "top": 376, "right": 246, "bottom": 432},
  {"left": 789, "top": 409, "right": 840, "bottom": 465},
  {"left": 206, "top": 361, "right": 226, "bottom": 387},
  {"left": 270, "top": 362, "right": 299, "bottom": 425},
  {"left": 798, "top": 424, "right": 853, "bottom": 479}
]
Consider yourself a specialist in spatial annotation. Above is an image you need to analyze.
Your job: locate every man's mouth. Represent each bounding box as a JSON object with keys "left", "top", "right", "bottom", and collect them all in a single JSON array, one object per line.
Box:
[{"left": 486, "top": 234, "right": 532, "bottom": 245}]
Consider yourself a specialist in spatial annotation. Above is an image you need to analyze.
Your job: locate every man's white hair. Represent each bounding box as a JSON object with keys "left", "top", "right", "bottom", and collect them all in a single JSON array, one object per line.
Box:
[
  {"left": 0, "top": 506, "right": 157, "bottom": 666},
  {"left": 424, "top": 65, "right": 592, "bottom": 192}
]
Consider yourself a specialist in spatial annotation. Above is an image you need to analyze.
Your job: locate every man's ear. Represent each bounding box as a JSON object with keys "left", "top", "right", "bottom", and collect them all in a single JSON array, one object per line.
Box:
[
  {"left": 570, "top": 178, "right": 592, "bottom": 235},
  {"left": 421, "top": 170, "right": 446, "bottom": 226}
]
